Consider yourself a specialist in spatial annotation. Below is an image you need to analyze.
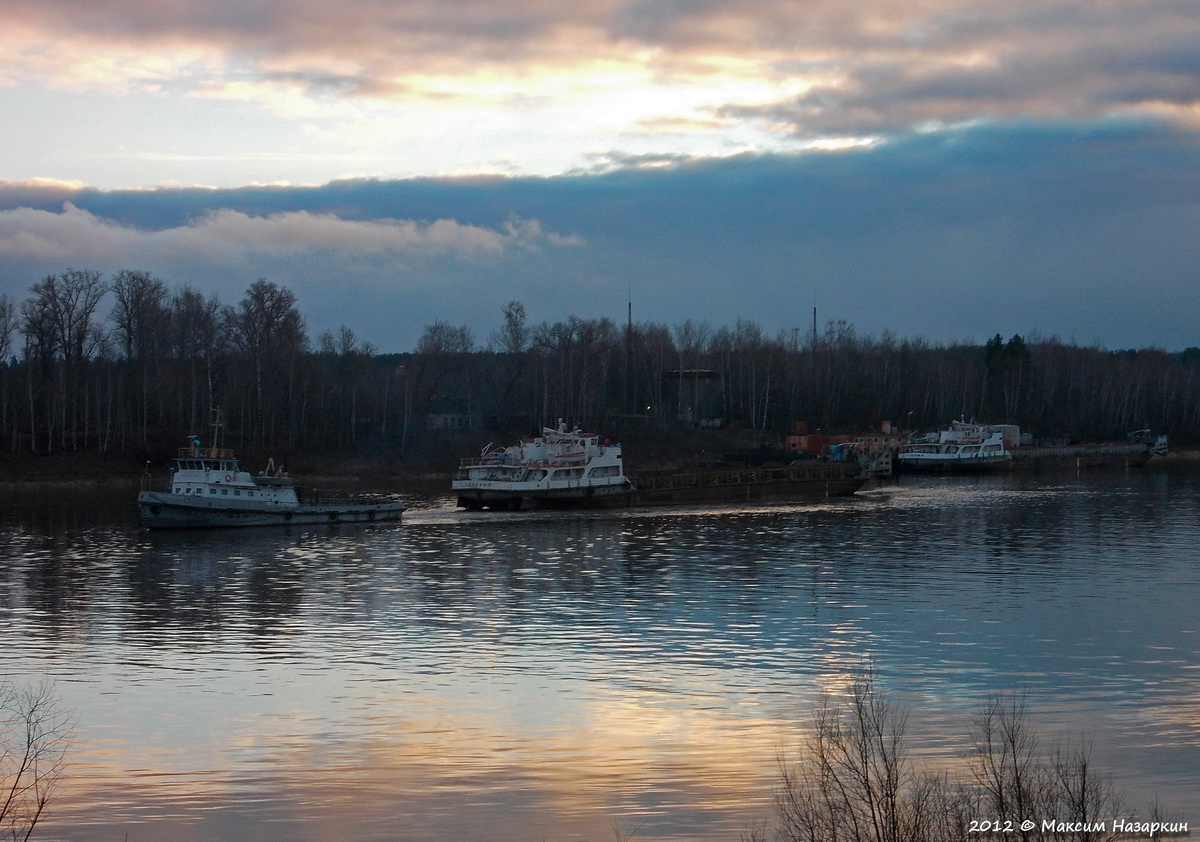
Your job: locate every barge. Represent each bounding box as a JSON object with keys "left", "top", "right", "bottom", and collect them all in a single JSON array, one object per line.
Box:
[
  {"left": 898, "top": 420, "right": 1166, "bottom": 473},
  {"left": 453, "top": 422, "right": 865, "bottom": 511}
]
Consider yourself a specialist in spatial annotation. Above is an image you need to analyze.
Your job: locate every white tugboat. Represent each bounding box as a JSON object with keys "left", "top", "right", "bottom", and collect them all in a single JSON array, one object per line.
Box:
[
  {"left": 138, "top": 417, "right": 405, "bottom": 528},
  {"left": 453, "top": 420, "right": 631, "bottom": 510}
]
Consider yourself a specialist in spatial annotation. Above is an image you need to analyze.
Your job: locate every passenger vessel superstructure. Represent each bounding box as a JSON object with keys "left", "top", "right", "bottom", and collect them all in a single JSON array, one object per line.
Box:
[
  {"left": 453, "top": 421, "right": 630, "bottom": 510},
  {"left": 897, "top": 422, "right": 1012, "bottom": 472}
]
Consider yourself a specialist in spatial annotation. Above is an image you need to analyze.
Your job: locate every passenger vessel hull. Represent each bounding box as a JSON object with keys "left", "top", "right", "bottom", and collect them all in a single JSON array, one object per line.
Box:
[
  {"left": 456, "top": 483, "right": 630, "bottom": 511},
  {"left": 896, "top": 454, "right": 1012, "bottom": 473},
  {"left": 138, "top": 491, "right": 405, "bottom": 529}
]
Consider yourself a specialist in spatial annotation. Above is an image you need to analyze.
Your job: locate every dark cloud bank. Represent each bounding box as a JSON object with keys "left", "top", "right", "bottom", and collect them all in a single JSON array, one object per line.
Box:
[{"left": 2, "top": 120, "right": 1198, "bottom": 352}]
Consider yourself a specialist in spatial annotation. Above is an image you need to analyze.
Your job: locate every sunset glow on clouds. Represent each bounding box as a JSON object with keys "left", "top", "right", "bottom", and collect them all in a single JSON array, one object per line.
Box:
[
  {"left": 5, "top": 0, "right": 1197, "bottom": 184},
  {"left": 1, "top": 0, "right": 1199, "bottom": 349}
]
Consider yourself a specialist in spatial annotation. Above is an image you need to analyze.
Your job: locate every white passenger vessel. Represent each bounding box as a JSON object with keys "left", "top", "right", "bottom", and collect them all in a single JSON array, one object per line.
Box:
[
  {"left": 453, "top": 421, "right": 631, "bottom": 510},
  {"left": 138, "top": 435, "right": 405, "bottom": 529},
  {"left": 897, "top": 421, "right": 1012, "bottom": 472}
]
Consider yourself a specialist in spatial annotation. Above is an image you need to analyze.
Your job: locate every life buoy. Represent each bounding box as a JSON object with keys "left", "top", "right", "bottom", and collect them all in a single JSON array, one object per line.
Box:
[{"left": 224, "top": 474, "right": 232, "bottom": 482}]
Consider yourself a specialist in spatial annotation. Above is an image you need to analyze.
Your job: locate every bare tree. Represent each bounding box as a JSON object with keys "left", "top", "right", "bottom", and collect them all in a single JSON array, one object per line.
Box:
[
  {"left": 776, "top": 666, "right": 961, "bottom": 842},
  {"left": 0, "top": 295, "right": 15, "bottom": 452},
  {"left": 315, "top": 325, "right": 375, "bottom": 445},
  {"left": 168, "top": 285, "right": 224, "bottom": 432},
  {"left": 483, "top": 301, "right": 532, "bottom": 428},
  {"left": 224, "top": 280, "right": 307, "bottom": 445},
  {"left": 489, "top": 300, "right": 529, "bottom": 355},
  {"left": 0, "top": 680, "right": 73, "bottom": 842},
  {"left": 417, "top": 321, "right": 473, "bottom": 357},
  {"left": 969, "top": 697, "right": 1132, "bottom": 842},
  {"left": 0, "top": 296, "right": 14, "bottom": 362},
  {"left": 970, "top": 693, "right": 1041, "bottom": 831},
  {"left": 26, "top": 270, "right": 107, "bottom": 366},
  {"left": 772, "top": 674, "right": 1152, "bottom": 842},
  {"left": 1046, "top": 739, "right": 1127, "bottom": 840},
  {"left": 413, "top": 320, "right": 474, "bottom": 422},
  {"left": 18, "top": 271, "right": 108, "bottom": 452},
  {"left": 109, "top": 270, "right": 167, "bottom": 362},
  {"left": 110, "top": 270, "right": 169, "bottom": 444}
]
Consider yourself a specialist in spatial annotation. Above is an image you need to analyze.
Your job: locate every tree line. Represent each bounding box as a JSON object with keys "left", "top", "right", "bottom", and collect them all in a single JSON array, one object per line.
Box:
[{"left": 1, "top": 270, "right": 1198, "bottom": 463}]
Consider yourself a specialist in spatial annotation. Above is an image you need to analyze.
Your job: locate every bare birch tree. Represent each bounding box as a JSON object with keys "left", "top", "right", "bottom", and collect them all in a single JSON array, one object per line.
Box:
[{"left": 0, "top": 681, "right": 73, "bottom": 842}]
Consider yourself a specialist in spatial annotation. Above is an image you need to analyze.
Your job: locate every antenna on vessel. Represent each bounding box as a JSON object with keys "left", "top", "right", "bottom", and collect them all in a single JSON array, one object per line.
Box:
[{"left": 209, "top": 407, "right": 224, "bottom": 457}]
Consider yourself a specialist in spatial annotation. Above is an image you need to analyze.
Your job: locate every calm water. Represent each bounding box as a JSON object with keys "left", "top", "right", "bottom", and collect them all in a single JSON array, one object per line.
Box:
[{"left": 1, "top": 468, "right": 1197, "bottom": 841}]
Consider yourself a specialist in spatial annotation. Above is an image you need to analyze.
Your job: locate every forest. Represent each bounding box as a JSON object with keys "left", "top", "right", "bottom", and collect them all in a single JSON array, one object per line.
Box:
[{"left": 1, "top": 269, "right": 1198, "bottom": 470}]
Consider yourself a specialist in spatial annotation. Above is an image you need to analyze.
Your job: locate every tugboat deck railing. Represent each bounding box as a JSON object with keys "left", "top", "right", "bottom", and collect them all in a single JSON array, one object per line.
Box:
[{"left": 177, "top": 447, "right": 237, "bottom": 459}]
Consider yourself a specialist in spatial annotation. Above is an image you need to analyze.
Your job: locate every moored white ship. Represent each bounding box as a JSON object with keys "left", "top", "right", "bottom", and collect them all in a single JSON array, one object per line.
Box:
[
  {"left": 138, "top": 434, "right": 405, "bottom": 529},
  {"left": 897, "top": 421, "right": 1012, "bottom": 472},
  {"left": 899, "top": 419, "right": 1164, "bottom": 473},
  {"left": 453, "top": 421, "right": 630, "bottom": 510}
]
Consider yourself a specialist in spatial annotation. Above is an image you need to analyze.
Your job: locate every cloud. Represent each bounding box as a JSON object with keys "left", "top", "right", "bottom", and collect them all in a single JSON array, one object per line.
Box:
[
  {"left": 0, "top": 203, "right": 585, "bottom": 345},
  {"left": 4, "top": 0, "right": 1198, "bottom": 148},
  {"left": 0, "top": 203, "right": 581, "bottom": 264},
  {"left": 4, "top": 3, "right": 1200, "bottom": 354},
  {"left": 0, "top": 121, "right": 1198, "bottom": 352}
]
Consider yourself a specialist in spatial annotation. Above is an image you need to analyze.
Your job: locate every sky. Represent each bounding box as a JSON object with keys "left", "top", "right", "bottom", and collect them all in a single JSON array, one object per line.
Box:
[{"left": 1, "top": 0, "right": 1198, "bottom": 352}]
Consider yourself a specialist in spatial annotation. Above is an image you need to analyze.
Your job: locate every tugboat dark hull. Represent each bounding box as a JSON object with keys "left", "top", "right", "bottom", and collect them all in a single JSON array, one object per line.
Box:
[{"left": 138, "top": 491, "right": 405, "bottom": 529}]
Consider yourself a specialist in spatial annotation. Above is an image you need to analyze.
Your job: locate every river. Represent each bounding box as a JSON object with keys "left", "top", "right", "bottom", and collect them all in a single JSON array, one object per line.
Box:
[{"left": 1, "top": 467, "right": 1197, "bottom": 840}]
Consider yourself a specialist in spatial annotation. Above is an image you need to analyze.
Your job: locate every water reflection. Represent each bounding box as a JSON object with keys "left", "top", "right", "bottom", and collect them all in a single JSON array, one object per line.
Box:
[{"left": 1, "top": 470, "right": 1197, "bottom": 840}]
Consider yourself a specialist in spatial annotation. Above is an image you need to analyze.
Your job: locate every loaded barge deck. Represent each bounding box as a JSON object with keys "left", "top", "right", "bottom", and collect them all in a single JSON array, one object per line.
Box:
[
  {"left": 626, "top": 461, "right": 865, "bottom": 506},
  {"left": 1008, "top": 443, "right": 1153, "bottom": 470}
]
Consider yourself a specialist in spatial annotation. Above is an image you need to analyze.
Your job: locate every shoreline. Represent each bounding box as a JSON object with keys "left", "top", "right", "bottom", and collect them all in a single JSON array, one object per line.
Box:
[{"left": 3, "top": 448, "right": 1199, "bottom": 489}]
